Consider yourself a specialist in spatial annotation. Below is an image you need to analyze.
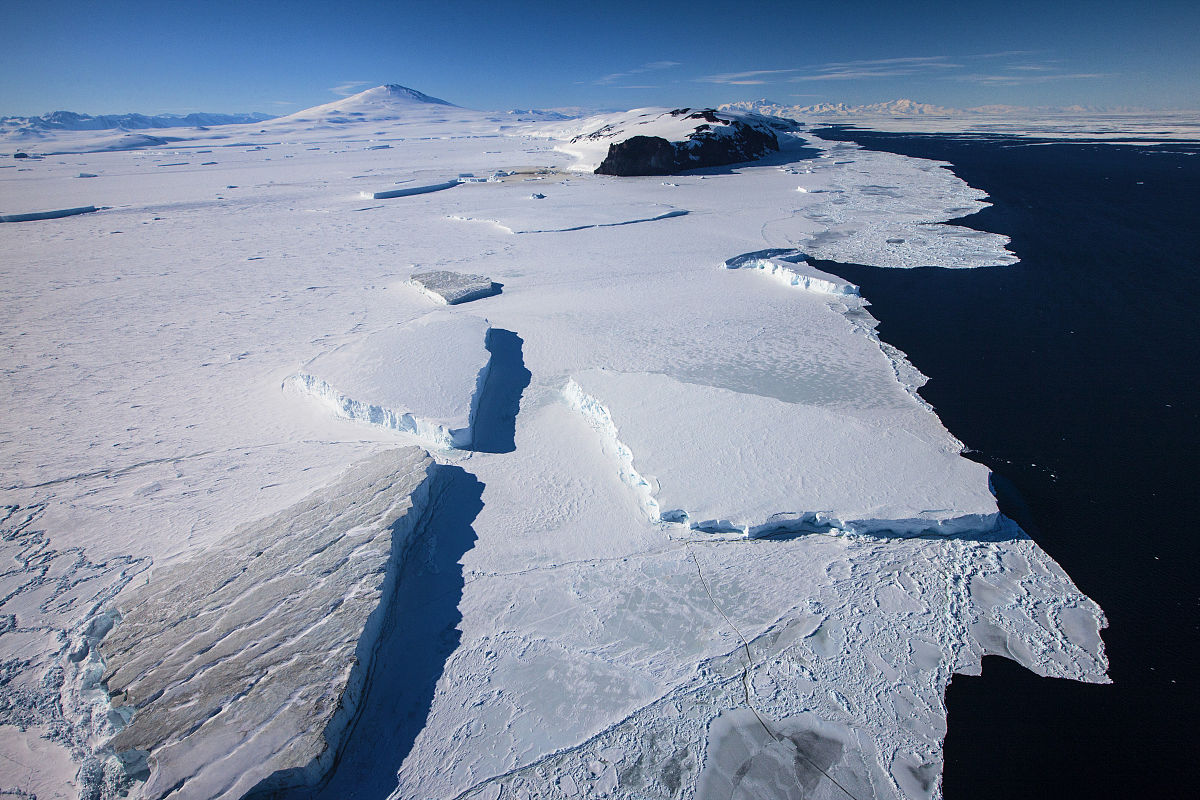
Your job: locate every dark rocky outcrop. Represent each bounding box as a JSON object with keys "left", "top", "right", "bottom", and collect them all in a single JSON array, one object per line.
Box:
[{"left": 594, "top": 108, "right": 780, "bottom": 176}]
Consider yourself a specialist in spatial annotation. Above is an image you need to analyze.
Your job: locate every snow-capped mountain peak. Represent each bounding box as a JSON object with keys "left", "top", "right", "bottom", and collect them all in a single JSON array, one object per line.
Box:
[{"left": 274, "top": 84, "right": 459, "bottom": 124}]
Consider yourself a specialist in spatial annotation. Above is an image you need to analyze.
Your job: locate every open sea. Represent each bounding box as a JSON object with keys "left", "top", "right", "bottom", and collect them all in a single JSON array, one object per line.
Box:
[{"left": 810, "top": 127, "right": 1200, "bottom": 799}]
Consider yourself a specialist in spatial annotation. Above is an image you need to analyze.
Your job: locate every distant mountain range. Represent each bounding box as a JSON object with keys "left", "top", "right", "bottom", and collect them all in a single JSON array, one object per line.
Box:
[
  {"left": 719, "top": 98, "right": 1162, "bottom": 117},
  {"left": 0, "top": 110, "right": 275, "bottom": 134}
]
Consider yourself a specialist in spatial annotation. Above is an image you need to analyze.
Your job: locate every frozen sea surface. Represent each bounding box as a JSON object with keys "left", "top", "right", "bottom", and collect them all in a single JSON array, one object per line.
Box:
[{"left": 0, "top": 87, "right": 1107, "bottom": 800}]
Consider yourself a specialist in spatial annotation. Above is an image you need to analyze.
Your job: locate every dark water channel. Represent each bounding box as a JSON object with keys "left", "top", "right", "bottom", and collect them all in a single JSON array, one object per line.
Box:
[{"left": 809, "top": 127, "right": 1200, "bottom": 798}]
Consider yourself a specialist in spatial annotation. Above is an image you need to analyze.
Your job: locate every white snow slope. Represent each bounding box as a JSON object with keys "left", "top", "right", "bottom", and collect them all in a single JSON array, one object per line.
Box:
[{"left": 0, "top": 85, "right": 1107, "bottom": 800}]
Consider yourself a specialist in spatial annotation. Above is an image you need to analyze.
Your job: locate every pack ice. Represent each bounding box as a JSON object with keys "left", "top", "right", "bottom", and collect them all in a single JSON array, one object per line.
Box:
[{"left": 0, "top": 84, "right": 1107, "bottom": 800}]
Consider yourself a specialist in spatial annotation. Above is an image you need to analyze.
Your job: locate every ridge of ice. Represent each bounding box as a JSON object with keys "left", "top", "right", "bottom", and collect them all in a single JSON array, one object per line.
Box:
[
  {"left": 563, "top": 378, "right": 662, "bottom": 520},
  {"left": 360, "top": 179, "right": 461, "bottom": 200},
  {"left": 1, "top": 205, "right": 98, "bottom": 223}
]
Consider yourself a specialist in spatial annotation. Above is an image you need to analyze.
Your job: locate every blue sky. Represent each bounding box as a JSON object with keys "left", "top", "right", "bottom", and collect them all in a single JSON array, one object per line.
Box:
[{"left": 2, "top": 0, "right": 1197, "bottom": 115}]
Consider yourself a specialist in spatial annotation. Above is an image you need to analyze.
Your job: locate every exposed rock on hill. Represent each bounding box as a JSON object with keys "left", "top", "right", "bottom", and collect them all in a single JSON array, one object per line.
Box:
[{"left": 564, "top": 107, "right": 786, "bottom": 176}]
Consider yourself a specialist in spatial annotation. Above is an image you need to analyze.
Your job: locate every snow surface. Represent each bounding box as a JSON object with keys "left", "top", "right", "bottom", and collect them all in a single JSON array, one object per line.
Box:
[{"left": 0, "top": 85, "right": 1107, "bottom": 800}]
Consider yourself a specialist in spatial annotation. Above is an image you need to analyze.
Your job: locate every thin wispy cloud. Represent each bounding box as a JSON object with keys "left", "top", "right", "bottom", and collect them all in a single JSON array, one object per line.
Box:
[
  {"left": 816, "top": 56, "right": 955, "bottom": 69},
  {"left": 697, "top": 69, "right": 800, "bottom": 85},
  {"left": 969, "top": 50, "right": 1039, "bottom": 59},
  {"left": 790, "top": 56, "right": 961, "bottom": 81},
  {"left": 329, "top": 81, "right": 371, "bottom": 97},
  {"left": 594, "top": 61, "right": 681, "bottom": 86},
  {"left": 686, "top": 52, "right": 1105, "bottom": 92},
  {"left": 958, "top": 72, "right": 1108, "bottom": 86}
]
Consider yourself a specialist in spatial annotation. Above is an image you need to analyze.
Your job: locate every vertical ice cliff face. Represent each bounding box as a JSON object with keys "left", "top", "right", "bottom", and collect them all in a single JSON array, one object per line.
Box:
[{"left": 99, "top": 448, "right": 443, "bottom": 800}]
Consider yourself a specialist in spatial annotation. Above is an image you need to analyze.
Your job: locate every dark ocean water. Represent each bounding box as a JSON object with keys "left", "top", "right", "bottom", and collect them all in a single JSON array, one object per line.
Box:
[{"left": 809, "top": 128, "right": 1200, "bottom": 799}]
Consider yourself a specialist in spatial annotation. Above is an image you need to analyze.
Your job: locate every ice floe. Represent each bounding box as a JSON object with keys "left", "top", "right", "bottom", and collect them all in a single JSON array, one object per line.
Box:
[
  {"left": 565, "top": 369, "right": 998, "bottom": 538},
  {"left": 408, "top": 270, "right": 499, "bottom": 304},
  {"left": 723, "top": 248, "right": 859, "bottom": 296},
  {"left": 294, "top": 314, "right": 491, "bottom": 448}
]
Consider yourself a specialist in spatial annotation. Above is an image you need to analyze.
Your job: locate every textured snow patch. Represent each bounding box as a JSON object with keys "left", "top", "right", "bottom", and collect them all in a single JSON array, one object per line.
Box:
[
  {"left": 723, "top": 249, "right": 859, "bottom": 296},
  {"left": 565, "top": 370, "right": 998, "bottom": 538},
  {"left": 408, "top": 270, "right": 499, "bottom": 305},
  {"left": 99, "top": 447, "right": 442, "bottom": 800},
  {"left": 294, "top": 314, "right": 491, "bottom": 449}
]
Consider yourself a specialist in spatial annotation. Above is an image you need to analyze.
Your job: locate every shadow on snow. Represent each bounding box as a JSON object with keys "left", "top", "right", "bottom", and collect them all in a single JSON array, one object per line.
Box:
[
  {"left": 471, "top": 328, "right": 531, "bottom": 454},
  {"left": 253, "top": 465, "right": 484, "bottom": 800}
]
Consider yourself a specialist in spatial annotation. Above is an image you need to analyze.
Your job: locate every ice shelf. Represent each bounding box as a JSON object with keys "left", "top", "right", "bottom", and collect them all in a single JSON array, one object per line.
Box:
[
  {"left": 294, "top": 313, "right": 491, "bottom": 448},
  {"left": 99, "top": 447, "right": 443, "bottom": 800}
]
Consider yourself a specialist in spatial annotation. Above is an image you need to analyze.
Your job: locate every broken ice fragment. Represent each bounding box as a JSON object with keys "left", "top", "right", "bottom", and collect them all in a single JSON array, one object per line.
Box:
[
  {"left": 565, "top": 370, "right": 998, "bottom": 538},
  {"left": 0, "top": 205, "right": 97, "bottom": 223},
  {"left": 409, "top": 270, "right": 500, "bottom": 305},
  {"left": 723, "top": 249, "right": 859, "bottom": 297}
]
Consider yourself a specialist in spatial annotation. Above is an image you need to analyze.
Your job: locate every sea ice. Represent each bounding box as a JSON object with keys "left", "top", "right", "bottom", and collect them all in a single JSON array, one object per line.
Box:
[{"left": 294, "top": 313, "right": 491, "bottom": 448}]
